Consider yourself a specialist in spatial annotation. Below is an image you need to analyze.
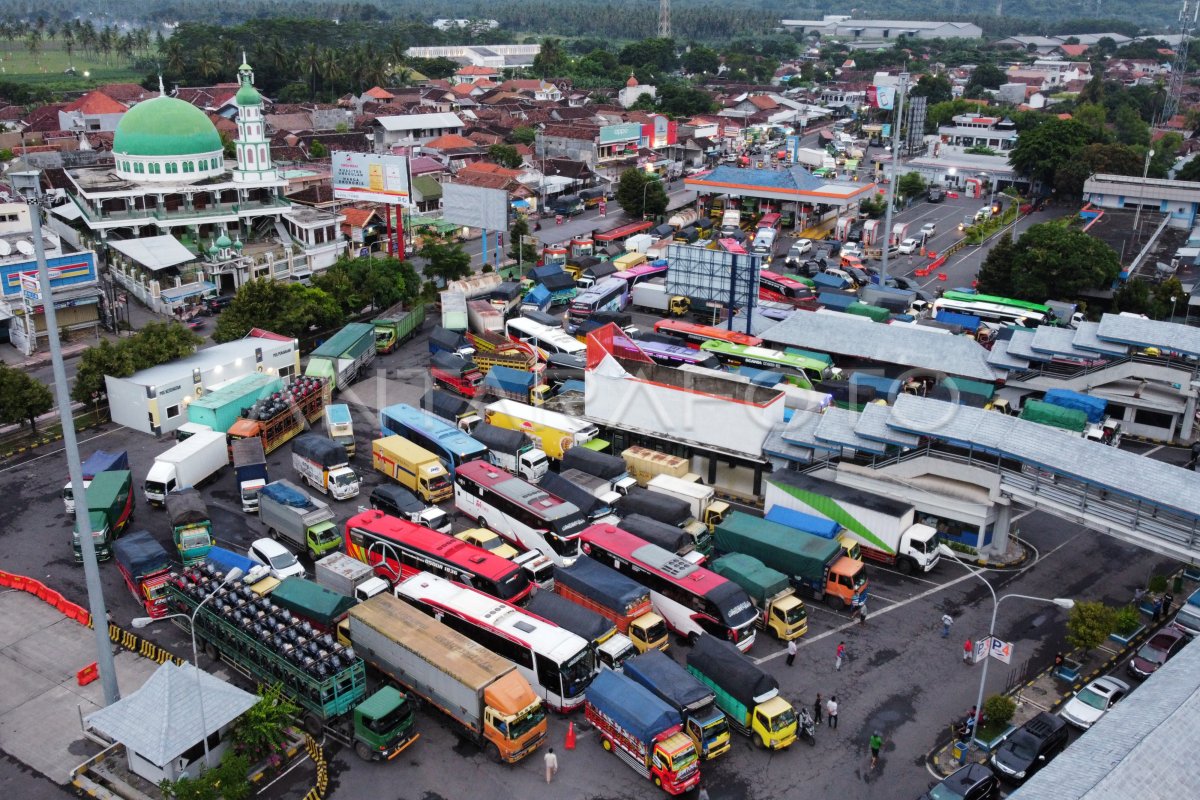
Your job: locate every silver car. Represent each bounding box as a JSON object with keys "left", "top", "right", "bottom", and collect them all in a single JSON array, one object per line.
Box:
[{"left": 1059, "top": 676, "right": 1130, "bottom": 729}]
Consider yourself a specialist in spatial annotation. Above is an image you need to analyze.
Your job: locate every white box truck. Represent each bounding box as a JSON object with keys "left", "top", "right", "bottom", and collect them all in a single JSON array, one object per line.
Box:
[
  {"left": 315, "top": 552, "right": 388, "bottom": 602},
  {"left": 647, "top": 474, "right": 729, "bottom": 531},
  {"left": 143, "top": 430, "right": 228, "bottom": 506},
  {"left": 292, "top": 434, "right": 360, "bottom": 500}
]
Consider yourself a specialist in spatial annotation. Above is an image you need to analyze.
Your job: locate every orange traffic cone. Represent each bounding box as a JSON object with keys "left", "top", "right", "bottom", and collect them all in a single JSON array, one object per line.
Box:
[{"left": 565, "top": 721, "right": 577, "bottom": 750}]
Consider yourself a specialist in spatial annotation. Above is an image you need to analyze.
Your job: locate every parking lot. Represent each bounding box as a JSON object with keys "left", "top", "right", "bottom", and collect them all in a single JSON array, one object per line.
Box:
[{"left": 0, "top": 318, "right": 1182, "bottom": 799}]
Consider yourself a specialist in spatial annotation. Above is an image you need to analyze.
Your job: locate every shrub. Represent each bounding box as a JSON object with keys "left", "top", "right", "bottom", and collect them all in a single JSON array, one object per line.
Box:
[
  {"left": 984, "top": 694, "right": 1016, "bottom": 727},
  {"left": 1112, "top": 605, "right": 1141, "bottom": 636}
]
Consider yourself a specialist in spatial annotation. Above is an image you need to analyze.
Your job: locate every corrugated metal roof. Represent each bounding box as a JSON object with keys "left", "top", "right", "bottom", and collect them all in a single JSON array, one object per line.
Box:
[
  {"left": 986, "top": 338, "right": 1030, "bottom": 370},
  {"left": 1003, "top": 329, "right": 1050, "bottom": 363},
  {"left": 1030, "top": 325, "right": 1102, "bottom": 361},
  {"left": 1070, "top": 321, "right": 1130, "bottom": 356},
  {"left": 759, "top": 313, "right": 1000, "bottom": 382},
  {"left": 1095, "top": 313, "right": 1200, "bottom": 358},
  {"left": 763, "top": 424, "right": 816, "bottom": 463},
  {"left": 855, "top": 402, "right": 920, "bottom": 447},
  {"left": 814, "top": 407, "right": 888, "bottom": 454},
  {"left": 112, "top": 339, "right": 271, "bottom": 388},
  {"left": 780, "top": 408, "right": 838, "bottom": 452}
]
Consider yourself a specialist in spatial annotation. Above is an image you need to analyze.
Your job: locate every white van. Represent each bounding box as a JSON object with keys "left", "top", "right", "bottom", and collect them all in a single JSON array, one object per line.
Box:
[{"left": 720, "top": 210, "right": 741, "bottom": 236}]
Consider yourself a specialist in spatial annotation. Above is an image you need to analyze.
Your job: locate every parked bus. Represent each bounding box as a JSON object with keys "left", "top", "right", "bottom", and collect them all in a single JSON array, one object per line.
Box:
[
  {"left": 344, "top": 510, "right": 532, "bottom": 603},
  {"left": 635, "top": 339, "right": 724, "bottom": 369},
  {"left": 756, "top": 212, "right": 781, "bottom": 232},
  {"left": 612, "top": 261, "right": 668, "bottom": 291},
  {"left": 758, "top": 271, "right": 817, "bottom": 309},
  {"left": 454, "top": 460, "right": 589, "bottom": 566},
  {"left": 699, "top": 341, "right": 841, "bottom": 386},
  {"left": 379, "top": 404, "right": 488, "bottom": 476},
  {"left": 751, "top": 228, "right": 777, "bottom": 259},
  {"left": 579, "top": 523, "right": 759, "bottom": 652},
  {"left": 396, "top": 571, "right": 595, "bottom": 711},
  {"left": 567, "top": 277, "right": 630, "bottom": 329},
  {"left": 652, "top": 320, "right": 763, "bottom": 350},
  {"left": 594, "top": 220, "right": 654, "bottom": 247},
  {"left": 505, "top": 317, "right": 586, "bottom": 360},
  {"left": 933, "top": 291, "right": 1051, "bottom": 327}
]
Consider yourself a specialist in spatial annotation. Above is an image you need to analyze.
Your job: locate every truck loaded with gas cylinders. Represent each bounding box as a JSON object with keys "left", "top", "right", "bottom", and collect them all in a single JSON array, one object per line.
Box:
[
  {"left": 714, "top": 511, "right": 868, "bottom": 610},
  {"left": 143, "top": 430, "right": 227, "bottom": 506},
  {"left": 292, "top": 434, "right": 360, "bottom": 501},
  {"left": 315, "top": 552, "right": 389, "bottom": 602},
  {"left": 584, "top": 670, "right": 701, "bottom": 795},
  {"left": 63, "top": 449, "right": 129, "bottom": 514},
  {"left": 112, "top": 530, "right": 173, "bottom": 618},
  {"left": 764, "top": 472, "right": 940, "bottom": 573},
  {"left": 524, "top": 591, "right": 637, "bottom": 672},
  {"left": 323, "top": 403, "right": 356, "bottom": 457},
  {"left": 623, "top": 649, "right": 731, "bottom": 761},
  {"left": 561, "top": 447, "right": 636, "bottom": 495},
  {"left": 710, "top": 553, "right": 807, "bottom": 640},
  {"left": 373, "top": 305, "right": 426, "bottom": 354},
  {"left": 305, "top": 322, "right": 377, "bottom": 392},
  {"left": 346, "top": 593, "right": 547, "bottom": 764},
  {"left": 165, "top": 488, "right": 214, "bottom": 565},
  {"left": 553, "top": 556, "right": 669, "bottom": 654},
  {"left": 471, "top": 422, "right": 549, "bottom": 482},
  {"left": 186, "top": 374, "right": 281, "bottom": 433},
  {"left": 430, "top": 351, "right": 484, "bottom": 398},
  {"left": 258, "top": 479, "right": 341, "bottom": 561},
  {"left": 72, "top": 469, "right": 134, "bottom": 562},
  {"left": 225, "top": 376, "right": 327, "bottom": 456},
  {"left": 232, "top": 437, "right": 269, "bottom": 513},
  {"left": 686, "top": 634, "right": 796, "bottom": 750},
  {"left": 371, "top": 436, "right": 453, "bottom": 503},
  {"left": 165, "top": 562, "right": 418, "bottom": 761}
]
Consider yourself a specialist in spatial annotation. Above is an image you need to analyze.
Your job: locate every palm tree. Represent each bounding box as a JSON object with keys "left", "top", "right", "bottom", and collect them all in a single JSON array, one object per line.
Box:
[
  {"left": 117, "top": 33, "right": 135, "bottom": 66},
  {"left": 25, "top": 30, "right": 41, "bottom": 67},
  {"left": 79, "top": 21, "right": 96, "bottom": 57},
  {"left": 195, "top": 44, "right": 223, "bottom": 82},
  {"left": 162, "top": 37, "right": 186, "bottom": 75},
  {"left": 319, "top": 47, "right": 343, "bottom": 102},
  {"left": 301, "top": 42, "right": 321, "bottom": 99},
  {"left": 98, "top": 26, "right": 115, "bottom": 67}
]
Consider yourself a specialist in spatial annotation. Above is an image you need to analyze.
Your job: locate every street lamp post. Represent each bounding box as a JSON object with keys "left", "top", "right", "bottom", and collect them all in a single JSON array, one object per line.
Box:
[
  {"left": 1170, "top": 295, "right": 1178, "bottom": 322},
  {"left": 938, "top": 546, "right": 1074, "bottom": 751},
  {"left": 133, "top": 567, "right": 244, "bottom": 769}
]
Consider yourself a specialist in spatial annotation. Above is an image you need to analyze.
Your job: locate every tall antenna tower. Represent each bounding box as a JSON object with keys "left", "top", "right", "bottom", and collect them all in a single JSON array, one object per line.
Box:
[
  {"left": 1160, "top": 0, "right": 1199, "bottom": 125},
  {"left": 659, "top": 0, "right": 671, "bottom": 38}
]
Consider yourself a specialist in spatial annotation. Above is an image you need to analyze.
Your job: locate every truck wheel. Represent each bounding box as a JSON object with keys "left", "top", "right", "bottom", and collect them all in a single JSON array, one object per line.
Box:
[
  {"left": 654, "top": 776, "right": 663, "bottom": 789},
  {"left": 754, "top": 734, "right": 766, "bottom": 750},
  {"left": 601, "top": 738, "right": 612, "bottom": 752},
  {"left": 486, "top": 742, "right": 503, "bottom": 764},
  {"left": 354, "top": 742, "right": 374, "bottom": 762},
  {"left": 308, "top": 548, "right": 318, "bottom": 562},
  {"left": 268, "top": 527, "right": 278, "bottom": 541},
  {"left": 826, "top": 595, "right": 848, "bottom": 611},
  {"left": 897, "top": 558, "right": 914, "bottom": 575},
  {"left": 302, "top": 712, "right": 323, "bottom": 737},
  {"left": 477, "top": 517, "right": 488, "bottom": 530}
]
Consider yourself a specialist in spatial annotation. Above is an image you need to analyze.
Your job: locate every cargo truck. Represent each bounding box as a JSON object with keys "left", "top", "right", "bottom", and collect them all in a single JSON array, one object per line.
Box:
[
  {"left": 465, "top": 330, "right": 537, "bottom": 372},
  {"left": 467, "top": 299, "right": 504, "bottom": 335},
  {"left": 647, "top": 474, "right": 729, "bottom": 532},
  {"left": 539, "top": 470, "right": 615, "bottom": 523},
  {"left": 584, "top": 670, "right": 701, "bottom": 795},
  {"left": 631, "top": 281, "right": 690, "bottom": 317},
  {"left": 561, "top": 468, "right": 621, "bottom": 509},
  {"left": 553, "top": 556, "right": 669, "bottom": 653},
  {"left": 440, "top": 291, "right": 469, "bottom": 331},
  {"left": 622, "top": 446, "right": 693, "bottom": 488},
  {"left": 617, "top": 488, "right": 710, "bottom": 556},
  {"left": 480, "top": 365, "right": 550, "bottom": 406},
  {"left": 347, "top": 593, "right": 547, "bottom": 764},
  {"left": 471, "top": 422, "right": 549, "bottom": 481},
  {"left": 165, "top": 565, "right": 417, "bottom": 761},
  {"left": 144, "top": 430, "right": 228, "bottom": 505},
  {"left": 306, "top": 322, "right": 377, "bottom": 392},
  {"left": 710, "top": 553, "right": 807, "bottom": 640},
  {"left": 561, "top": 447, "right": 636, "bottom": 495},
  {"left": 371, "top": 435, "right": 452, "bottom": 503},
  {"left": 165, "top": 488, "right": 213, "bottom": 565},
  {"left": 226, "top": 376, "right": 327, "bottom": 456},
  {"left": 232, "top": 437, "right": 269, "bottom": 513},
  {"left": 258, "top": 479, "right": 341, "bottom": 561},
  {"left": 185, "top": 373, "right": 282, "bottom": 433},
  {"left": 764, "top": 473, "right": 940, "bottom": 574},
  {"left": 368, "top": 484, "right": 452, "bottom": 534},
  {"left": 623, "top": 650, "right": 731, "bottom": 761},
  {"left": 484, "top": 398, "right": 598, "bottom": 460},
  {"left": 204, "top": 546, "right": 276, "bottom": 591},
  {"left": 1041, "top": 389, "right": 1122, "bottom": 446},
  {"left": 525, "top": 591, "right": 637, "bottom": 672},
  {"left": 112, "top": 530, "right": 172, "bottom": 618},
  {"left": 373, "top": 305, "right": 426, "bottom": 354},
  {"left": 63, "top": 449, "right": 129, "bottom": 514},
  {"left": 316, "top": 552, "right": 389, "bottom": 602},
  {"left": 292, "top": 434, "right": 360, "bottom": 501},
  {"left": 685, "top": 634, "right": 796, "bottom": 750},
  {"left": 323, "top": 403, "right": 356, "bottom": 457},
  {"left": 617, "top": 513, "right": 707, "bottom": 564},
  {"left": 267, "top": 576, "right": 360, "bottom": 633},
  {"left": 764, "top": 505, "right": 863, "bottom": 562},
  {"left": 420, "top": 389, "right": 482, "bottom": 433},
  {"left": 431, "top": 353, "right": 484, "bottom": 399},
  {"left": 714, "top": 511, "right": 868, "bottom": 610},
  {"left": 429, "top": 326, "right": 474, "bottom": 357}
]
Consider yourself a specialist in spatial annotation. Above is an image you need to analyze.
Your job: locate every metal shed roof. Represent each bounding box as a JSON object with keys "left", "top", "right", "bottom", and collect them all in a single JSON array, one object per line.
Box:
[
  {"left": 1070, "top": 321, "right": 1130, "bottom": 357},
  {"left": 814, "top": 407, "right": 888, "bottom": 454},
  {"left": 1095, "top": 313, "right": 1200, "bottom": 358},
  {"left": 1030, "top": 325, "right": 1102, "bottom": 361}
]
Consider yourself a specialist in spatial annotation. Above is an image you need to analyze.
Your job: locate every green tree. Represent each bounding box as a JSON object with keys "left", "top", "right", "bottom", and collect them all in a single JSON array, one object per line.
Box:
[
  {"left": 232, "top": 683, "right": 298, "bottom": 762},
  {"left": 896, "top": 171, "right": 926, "bottom": 200},
  {"left": 421, "top": 242, "right": 472, "bottom": 285},
  {"left": 615, "top": 168, "right": 668, "bottom": 219},
  {"left": 656, "top": 81, "right": 717, "bottom": 116},
  {"left": 1149, "top": 132, "right": 1183, "bottom": 179},
  {"left": 910, "top": 74, "right": 952, "bottom": 105},
  {"left": 488, "top": 143, "right": 522, "bottom": 169},
  {"left": 309, "top": 140, "right": 327, "bottom": 158},
  {"left": 123, "top": 322, "right": 202, "bottom": 368},
  {"left": 618, "top": 38, "right": 678, "bottom": 74},
  {"left": 532, "top": 37, "right": 567, "bottom": 78},
  {"left": 72, "top": 338, "right": 136, "bottom": 404},
  {"left": 976, "top": 231, "right": 1016, "bottom": 295},
  {"left": 982, "top": 223, "right": 1122, "bottom": 301},
  {"left": 214, "top": 279, "right": 342, "bottom": 342},
  {"left": 1072, "top": 103, "right": 1109, "bottom": 143},
  {"left": 1066, "top": 601, "right": 1116, "bottom": 655},
  {"left": 681, "top": 45, "right": 720, "bottom": 75},
  {"left": 508, "top": 216, "right": 539, "bottom": 265},
  {"left": 1009, "top": 118, "right": 1092, "bottom": 185},
  {"left": 1077, "top": 73, "right": 1105, "bottom": 105},
  {"left": 1176, "top": 157, "right": 1200, "bottom": 182},
  {"left": 964, "top": 62, "right": 1005, "bottom": 98},
  {"left": 0, "top": 363, "right": 54, "bottom": 435},
  {"left": 1113, "top": 103, "right": 1149, "bottom": 147},
  {"left": 510, "top": 126, "right": 537, "bottom": 146},
  {"left": 629, "top": 92, "right": 657, "bottom": 111},
  {"left": 1113, "top": 277, "right": 1155, "bottom": 316}
]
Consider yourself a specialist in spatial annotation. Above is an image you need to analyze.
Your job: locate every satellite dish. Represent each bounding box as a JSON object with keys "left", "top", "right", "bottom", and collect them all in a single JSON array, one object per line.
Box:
[
  {"left": 16, "top": 240, "right": 33, "bottom": 256},
  {"left": 0, "top": 241, "right": 10, "bottom": 256}
]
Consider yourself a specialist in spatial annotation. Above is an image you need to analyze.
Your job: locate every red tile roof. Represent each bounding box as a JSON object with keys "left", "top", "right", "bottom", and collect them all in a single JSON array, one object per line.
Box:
[
  {"left": 461, "top": 161, "right": 522, "bottom": 179},
  {"left": 341, "top": 207, "right": 378, "bottom": 229},
  {"left": 63, "top": 91, "right": 127, "bottom": 114},
  {"left": 1058, "top": 44, "right": 1090, "bottom": 57},
  {"left": 94, "top": 83, "right": 150, "bottom": 104},
  {"left": 364, "top": 86, "right": 395, "bottom": 100},
  {"left": 424, "top": 133, "right": 478, "bottom": 150},
  {"left": 457, "top": 66, "right": 498, "bottom": 76}
]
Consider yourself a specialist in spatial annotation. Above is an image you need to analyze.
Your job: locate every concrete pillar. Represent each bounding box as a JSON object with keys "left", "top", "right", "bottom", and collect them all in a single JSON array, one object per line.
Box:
[
  {"left": 1181, "top": 389, "right": 1197, "bottom": 441},
  {"left": 988, "top": 501, "right": 1013, "bottom": 557}
]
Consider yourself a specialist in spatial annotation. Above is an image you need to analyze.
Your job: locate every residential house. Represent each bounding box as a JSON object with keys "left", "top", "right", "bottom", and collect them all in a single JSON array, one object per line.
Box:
[
  {"left": 57, "top": 92, "right": 128, "bottom": 133},
  {"left": 421, "top": 133, "right": 487, "bottom": 170},
  {"left": 370, "top": 112, "right": 465, "bottom": 153},
  {"left": 499, "top": 80, "right": 563, "bottom": 102},
  {"left": 453, "top": 65, "right": 501, "bottom": 85},
  {"left": 618, "top": 74, "right": 656, "bottom": 108}
]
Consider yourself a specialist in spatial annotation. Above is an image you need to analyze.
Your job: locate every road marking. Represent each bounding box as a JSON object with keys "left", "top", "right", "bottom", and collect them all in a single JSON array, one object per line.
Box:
[
  {"left": 1144, "top": 444, "right": 1165, "bottom": 457},
  {"left": 0, "top": 428, "right": 122, "bottom": 474},
  {"left": 870, "top": 564, "right": 944, "bottom": 586},
  {"left": 256, "top": 750, "right": 311, "bottom": 793},
  {"left": 1013, "top": 509, "right": 1036, "bottom": 522}
]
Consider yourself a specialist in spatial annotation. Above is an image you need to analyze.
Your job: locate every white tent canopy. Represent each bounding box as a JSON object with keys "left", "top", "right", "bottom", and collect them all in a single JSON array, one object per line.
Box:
[{"left": 108, "top": 235, "right": 197, "bottom": 272}]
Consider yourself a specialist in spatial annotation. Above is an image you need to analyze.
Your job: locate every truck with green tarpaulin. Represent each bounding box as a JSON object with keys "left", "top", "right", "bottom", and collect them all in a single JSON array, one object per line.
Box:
[
  {"left": 373, "top": 304, "right": 426, "bottom": 354},
  {"left": 186, "top": 374, "right": 282, "bottom": 432},
  {"left": 306, "top": 322, "right": 377, "bottom": 392},
  {"left": 72, "top": 469, "right": 134, "bottom": 562}
]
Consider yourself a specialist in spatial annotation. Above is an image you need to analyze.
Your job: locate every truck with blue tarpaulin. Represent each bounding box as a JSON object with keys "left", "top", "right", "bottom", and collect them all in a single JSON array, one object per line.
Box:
[
  {"left": 63, "top": 449, "right": 129, "bottom": 515},
  {"left": 622, "top": 649, "right": 731, "bottom": 761}
]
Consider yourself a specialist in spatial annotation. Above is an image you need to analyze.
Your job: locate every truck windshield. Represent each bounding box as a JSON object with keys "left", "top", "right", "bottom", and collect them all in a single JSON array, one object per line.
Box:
[
  {"left": 851, "top": 571, "right": 867, "bottom": 591},
  {"left": 365, "top": 698, "right": 414, "bottom": 735},
  {"left": 642, "top": 618, "right": 668, "bottom": 644},
  {"left": 179, "top": 531, "right": 210, "bottom": 551},
  {"left": 770, "top": 707, "right": 797, "bottom": 732},
  {"left": 144, "top": 479, "right": 168, "bottom": 497},
  {"left": 506, "top": 703, "right": 546, "bottom": 740},
  {"left": 668, "top": 745, "right": 697, "bottom": 772},
  {"left": 702, "top": 715, "right": 728, "bottom": 739},
  {"left": 784, "top": 604, "right": 807, "bottom": 625},
  {"left": 333, "top": 472, "right": 358, "bottom": 488}
]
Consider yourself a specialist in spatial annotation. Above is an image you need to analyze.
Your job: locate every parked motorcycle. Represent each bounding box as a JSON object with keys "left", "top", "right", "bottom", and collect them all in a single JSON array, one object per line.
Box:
[{"left": 799, "top": 709, "right": 816, "bottom": 746}]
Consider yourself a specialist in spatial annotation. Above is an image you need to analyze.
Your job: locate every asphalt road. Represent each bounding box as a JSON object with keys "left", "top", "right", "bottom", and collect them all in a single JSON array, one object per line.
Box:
[{"left": 0, "top": 320, "right": 1181, "bottom": 799}]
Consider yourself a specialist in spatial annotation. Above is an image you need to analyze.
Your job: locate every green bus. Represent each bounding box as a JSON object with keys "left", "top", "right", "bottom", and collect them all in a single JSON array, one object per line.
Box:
[{"left": 699, "top": 341, "right": 841, "bottom": 387}]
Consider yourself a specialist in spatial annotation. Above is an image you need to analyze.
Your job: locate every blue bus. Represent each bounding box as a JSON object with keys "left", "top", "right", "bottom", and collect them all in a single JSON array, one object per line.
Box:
[{"left": 379, "top": 404, "right": 487, "bottom": 476}]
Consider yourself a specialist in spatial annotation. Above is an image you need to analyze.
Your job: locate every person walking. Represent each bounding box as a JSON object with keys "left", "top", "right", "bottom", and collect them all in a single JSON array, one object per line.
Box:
[
  {"left": 814, "top": 693, "right": 824, "bottom": 726},
  {"left": 963, "top": 638, "right": 973, "bottom": 665},
  {"left": 941, "top": 613, "right": 954, "bottom": 638},
  {"left": 855, "top": 600, "right": 868, "bottom": 625},
  {"left": 544, "top": 747, "right": 558, "bottom": 784},
  {"left": 786, "top": 638, "right": 797, "bottom": 666},
  {"left": 869, "top": 731, "right": 883, "bottom": 769},
  {"left": 836, "top": 641, "right": 846, "bottom": 671},
  {"left": 827, "top": 696, "right": 839, "bottom": 729},
  {"left": 1164, "top": 590, "right": 1175, "bottom": 615}
]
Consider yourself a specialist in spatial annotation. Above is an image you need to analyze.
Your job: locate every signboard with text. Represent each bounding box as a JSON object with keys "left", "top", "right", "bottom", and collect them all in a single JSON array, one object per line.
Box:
[
  {"left": 332, "top": 151, "right": 411, "bottom": 204},
  {"left": 2, "top": 251, "right": 97, "bottom": 299},
  {"left": 599, "top": 122, "right": 642, "bottom": 145}
]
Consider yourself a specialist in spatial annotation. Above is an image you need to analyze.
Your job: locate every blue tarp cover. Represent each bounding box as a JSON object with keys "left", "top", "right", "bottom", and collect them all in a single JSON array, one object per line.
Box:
[
  {"left": 586, "top": 669, "right": 680, "bottom": 742},
  {"left": 764, "top": 505, "right": 841, "bottom": 539},
  {"left": 554, "top": 556, "right": 647, "bottom": 614},
  {"left": 624, "top": 649, "right": 712, "bottom": 711}
]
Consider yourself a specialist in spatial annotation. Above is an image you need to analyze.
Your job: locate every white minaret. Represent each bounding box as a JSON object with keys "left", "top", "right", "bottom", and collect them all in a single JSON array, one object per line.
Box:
[{"left": 231, "top": 54, "right": 276, "bottom": 184}]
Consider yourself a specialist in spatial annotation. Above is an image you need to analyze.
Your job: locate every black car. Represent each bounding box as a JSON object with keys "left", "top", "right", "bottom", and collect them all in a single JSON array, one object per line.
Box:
[
  {"left": 919, "top": 763, "right": 1000, "bottom": 800},
  {"left": 369, "top": 484, "right": 424, "bottom": 519},
  {"left": 927, "top": 187, "right": 945, "bottom": 203},
  {"left": 990, "top": 712, "right": 1069, "bottom": 783},
  {"left": 205, "top": 295, "right": 234, "bottom": 313}
]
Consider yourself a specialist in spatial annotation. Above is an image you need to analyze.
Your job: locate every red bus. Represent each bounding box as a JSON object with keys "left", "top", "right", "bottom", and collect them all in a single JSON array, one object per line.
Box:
[
  {"left": 344, "top": 509, "right": 533, "bottom": 603},
  {"left": 756, "top": 212, "right": 781, "bottom": 232},
  {"left": 593, "top": 220, "right": 654, "bottom": 245},
  {"left": 579, "top": 523, "right": 759, "bottom": 651},
  {"left": 652, "top": 319, "right": 764, "bottom": 350},
  {"left": 759, "top": 270, "right": 818, "bottom": 310}
]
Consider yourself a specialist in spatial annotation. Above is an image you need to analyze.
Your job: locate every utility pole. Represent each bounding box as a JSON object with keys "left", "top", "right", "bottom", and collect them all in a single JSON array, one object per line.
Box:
[{"left": 879, "top": 73, "right": 909, "bottom": 285}]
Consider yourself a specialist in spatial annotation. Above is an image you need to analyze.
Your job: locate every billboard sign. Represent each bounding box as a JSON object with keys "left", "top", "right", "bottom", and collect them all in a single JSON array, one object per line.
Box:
[
  {"left": 665, "top": 243, "right": 762, "bottom": 311},
  {"left": 442, "top": 183, "right": 510, "bottom": 231},
  {"left": 332, "top": 151, "right": 411, "bottom": 204},
  {"left": 599, "top": 122, "right": 642, "bottom": 145},
  {"left": 3, "top": 251, "right": 97, "bottom": 299}
]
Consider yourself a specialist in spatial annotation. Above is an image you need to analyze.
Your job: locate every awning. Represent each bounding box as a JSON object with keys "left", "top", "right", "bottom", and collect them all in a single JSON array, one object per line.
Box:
[
  {"left": 108, "top": 235, "right": 197, "bottom": 272},
  {"left": 51, "top": 202, "right": 83, "bottom": 221},
  {"left": 160, "top": 281, "right": 216, "bottom": 303}
]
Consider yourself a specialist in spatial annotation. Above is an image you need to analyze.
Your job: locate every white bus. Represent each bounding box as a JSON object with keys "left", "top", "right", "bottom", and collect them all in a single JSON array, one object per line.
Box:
[
  {"left": 505, "top": 317, "right": 586, "bottom": 360},
  {"left": 454, "top": 459, "right": 588, "bottom": 566},
  {"left": 395, "top": 571, "right": 595, "bottom": 711},
  {"left": 931, "top": 292, "right": 1051, "bottom": 328},
  {"left": 567, "top": 277, "right": 629, "bottom": 329}
]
